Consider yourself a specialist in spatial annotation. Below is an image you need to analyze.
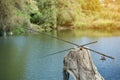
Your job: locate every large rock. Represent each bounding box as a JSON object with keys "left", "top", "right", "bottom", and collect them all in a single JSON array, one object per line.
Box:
[{"left": 63, "top": 47, "right": 104, "bottom": 80}]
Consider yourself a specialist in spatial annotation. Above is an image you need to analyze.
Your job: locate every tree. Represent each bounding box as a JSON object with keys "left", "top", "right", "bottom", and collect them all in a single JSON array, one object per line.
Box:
[
  {"left": 0, "top": 0, "right": 14, "bottom": 36},
  {"left": 33, "top": 0, "right": 57, "bottom": 29}
]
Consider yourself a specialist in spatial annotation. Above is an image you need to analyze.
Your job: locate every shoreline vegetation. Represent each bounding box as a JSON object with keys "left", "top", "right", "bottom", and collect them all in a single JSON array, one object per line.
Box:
[
  {"left": 0, "top": 0, "right": 120, "bottom": 36},
  {"left": 60, "top": 29, "right": 120, "bottom": 37}
]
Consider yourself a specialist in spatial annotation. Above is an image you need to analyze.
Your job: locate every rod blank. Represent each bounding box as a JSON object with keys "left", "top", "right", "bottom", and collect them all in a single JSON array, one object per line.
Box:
[
  {"left": 42, "top": 41, "right": 97, "bottom": 57},
  {"left": 26, "top": 27, "right": 115, "bottom": 60}
]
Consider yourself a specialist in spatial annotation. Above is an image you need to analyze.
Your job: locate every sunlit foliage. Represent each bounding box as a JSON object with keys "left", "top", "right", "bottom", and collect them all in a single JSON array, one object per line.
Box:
[{"left": 0, "top": 0, "right": 120, "bottom": 35}]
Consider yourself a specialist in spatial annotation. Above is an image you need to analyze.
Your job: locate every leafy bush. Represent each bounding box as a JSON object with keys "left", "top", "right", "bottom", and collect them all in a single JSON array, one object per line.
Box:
[{"left": 30, "top": 12, "right": 44, "bottom": 25}]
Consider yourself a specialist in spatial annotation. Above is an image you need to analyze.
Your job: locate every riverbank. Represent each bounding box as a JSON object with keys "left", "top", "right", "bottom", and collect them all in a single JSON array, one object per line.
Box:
[
  {"left": 56, "top": 29, "right": 120, "bottom": 38},
  {"left": 0, "top": 0, "right": 120, "bottom": 37}
]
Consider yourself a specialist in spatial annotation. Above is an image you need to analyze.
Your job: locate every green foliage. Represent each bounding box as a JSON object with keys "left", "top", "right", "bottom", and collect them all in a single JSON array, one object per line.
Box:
[
  {"left": 57, "top": 9, "right": 74, "bottom": 26},
  {"left": 36, "top": 0, "right": 57, "bottom": 29},
  {"left": 13, "top": 25, "right": 26, "bottom": 35},
  {"left": 56, "top": 0, "right": 102, "bottom": 28},
  {"left": 0, "top": 0, "right": 31, "bottom": 35},
  {"left": 57, "top": 0, "right": 78, "bottom": 26},
  {"left": 30, "top": 12, "right": 44, "bottom": 25},
  {"left": 0, "top": 0, "right": 119, "bottom": 35}
]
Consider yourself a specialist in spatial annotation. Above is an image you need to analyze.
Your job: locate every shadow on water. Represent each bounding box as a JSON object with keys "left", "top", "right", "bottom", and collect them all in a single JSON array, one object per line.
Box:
[
  {"left": 0, "top": 36, "right": 29, "bottom": 80},
  {"left": 0, "top": 30, "right": 120, "bottom": 80}
]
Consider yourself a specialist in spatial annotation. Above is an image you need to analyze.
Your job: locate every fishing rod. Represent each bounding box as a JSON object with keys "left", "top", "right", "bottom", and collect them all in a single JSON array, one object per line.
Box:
[
  {"left": 42, "top": 41, "right": 97, "bottom": 58},
  {"left": 83, "top": 47, "right": 115, "bottom": 59},
  {"left": 43, "top": 42, "right": 114, "bottom": 59},
  {"left": 26, "top": 27, "right": 115, "bottom": 59}
]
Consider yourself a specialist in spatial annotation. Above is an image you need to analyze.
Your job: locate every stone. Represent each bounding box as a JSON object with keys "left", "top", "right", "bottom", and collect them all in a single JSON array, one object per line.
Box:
[{"left": 63, "top": 47, "right": 104, "bottom": 80}]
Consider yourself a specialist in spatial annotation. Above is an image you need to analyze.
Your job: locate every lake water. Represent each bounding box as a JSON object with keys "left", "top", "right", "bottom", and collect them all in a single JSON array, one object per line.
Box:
[{"left": 0, "top": 31, "right": 120, "bottom": 80}]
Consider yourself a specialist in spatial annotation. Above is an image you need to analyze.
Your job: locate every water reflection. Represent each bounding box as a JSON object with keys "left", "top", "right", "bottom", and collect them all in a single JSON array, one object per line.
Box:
[
  {"left": 0, "top": 36, "right": 29, "bottom": 80},
  {"left": 0, "top": 32, "right": 120, "bottom": 80}
]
